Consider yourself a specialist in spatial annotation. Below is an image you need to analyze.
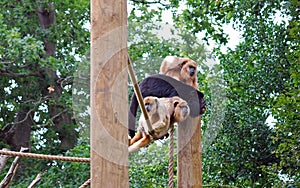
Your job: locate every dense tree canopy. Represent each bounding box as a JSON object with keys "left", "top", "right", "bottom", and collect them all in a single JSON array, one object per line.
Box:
[
  {"left": 0, "top": 0, "right": 299, "bottom": 187},
  {"left": 0, "top": 0, "right": 90, "bottom": 186}
]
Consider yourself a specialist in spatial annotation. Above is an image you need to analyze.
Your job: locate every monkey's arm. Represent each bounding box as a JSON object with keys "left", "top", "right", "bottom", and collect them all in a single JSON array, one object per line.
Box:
[{"left": 128, "top": 134, "right": 151, "bottom": 153}]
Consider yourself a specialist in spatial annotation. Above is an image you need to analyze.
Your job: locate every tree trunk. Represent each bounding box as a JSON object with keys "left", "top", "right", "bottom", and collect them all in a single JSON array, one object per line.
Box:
[
  {"left": 37, "top": 2, "right": 77, "bottom": 150},
  {"left": 5, "top": 106, "right": 34, "bottom": 151},
  {"left": 0, "top": 148, "right": 10, "bottom": 174}
]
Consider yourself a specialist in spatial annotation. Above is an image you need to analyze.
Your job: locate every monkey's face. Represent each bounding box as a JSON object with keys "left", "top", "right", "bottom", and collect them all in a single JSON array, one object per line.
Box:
[
  {"left": 188, "top": 66, "right": 196, "bottom": 76},
  {"left": 180, "top": 59, "right": 197, "bottom": 80},
  {"left": 145, "top": 102, "right": 152, "bottom": 112},
  {"left": 144, "top": 97, "right": 158, "bottom": 115},
  {"left": 173, "top": 99, "right": 190, "bottom": 122}
]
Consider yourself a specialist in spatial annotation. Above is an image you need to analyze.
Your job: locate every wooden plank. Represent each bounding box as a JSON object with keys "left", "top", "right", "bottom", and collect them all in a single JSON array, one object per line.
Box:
[
  {"left": 177, "top": 116, "right": 202, "bottom": 188},
  {"left": 91, "top": 0, "right": 128, "bottom": 187}
]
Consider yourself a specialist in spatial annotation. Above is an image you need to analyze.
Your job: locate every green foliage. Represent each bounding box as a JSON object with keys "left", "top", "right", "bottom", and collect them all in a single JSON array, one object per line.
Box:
[
  {"left": 129, "top": 140, "right": 176, "bottom": 188},
  {"left": 10, "top": 144, "right": 90, "bottom": 187},
  {"left": 201, "top": 0, "right": 298, "bottom": 186},
  {"left": 271, "top": 2, "right": 300, "bottom": 180},
  {"left": 0, "top": 0, "right": 90, "bottom": 186},
  {"left": 0, "top": 0, "right": 90, "bottom": 149},
  {"left": 128, "top": 3, "right": 207, "bottom": 81}
]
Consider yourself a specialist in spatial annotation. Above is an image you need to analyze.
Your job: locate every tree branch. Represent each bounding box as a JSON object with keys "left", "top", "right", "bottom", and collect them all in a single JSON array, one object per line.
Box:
[
  {"left": 32, "top": 109, "right": 68, "bottom": 129},
  {"left": 0, "top": 147, "right": 29, "bottom": 188},
  {"left": 2, "top": 96, "right": 50, "bottom": 131},
  {"left": 28, "top": 173, "right": 42, "bottom": 188},
  {"left": 0, "top": 68, "right": 42, "bottom": 78},
  {"left": 5, "top": 108, "right": 36, "bottom": 127},
  {"left": 57, "top": 76, "right": 74, "bottom": 88},
  {"left": 131, "top": 0, "right": 170, "bottom": 6},
  {"left": 46, "top": 109, "right": 68, "bottom": 126}
]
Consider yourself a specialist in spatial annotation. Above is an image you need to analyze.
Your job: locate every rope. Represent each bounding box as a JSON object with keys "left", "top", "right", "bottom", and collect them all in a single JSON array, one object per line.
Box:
[
  {"left": 79, "top": 178, "right": 91, "bottom": 188},
  {"left": 127, "top": 57, "right": 159, "bottom": 139},
  {"left": 0, "top": 150, "right": 90, "bottom": 163},
  {"left": 168, "top": 124, "right": 175, "bottom": 188}
]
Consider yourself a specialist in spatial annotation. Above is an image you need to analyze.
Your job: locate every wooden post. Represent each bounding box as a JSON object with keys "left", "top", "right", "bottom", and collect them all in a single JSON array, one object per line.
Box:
[
  {"left": 177, "top": 116, "right": 202, "bottom": 188},
  {"left": 91, "top": 0, "right": 128, "bottom": 187}
]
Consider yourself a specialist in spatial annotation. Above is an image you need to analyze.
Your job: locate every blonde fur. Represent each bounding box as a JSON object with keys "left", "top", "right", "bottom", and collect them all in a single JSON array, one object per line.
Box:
[
  {"left": 160, "top": 56, "right": 199, "bottom": 89},
  {"left": 128, "top": 96, "right": 170, "bottom": 153},
  {"left": 128, "top": 96, "right": 190, "bottom": 153},
  {"left": 159, "top": 96, "right": 190, "bottom": 124}
]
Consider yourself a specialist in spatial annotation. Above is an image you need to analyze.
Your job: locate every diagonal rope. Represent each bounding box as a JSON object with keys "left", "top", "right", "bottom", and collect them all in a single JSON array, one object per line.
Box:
[
  {"left": 127, "top": 57, "right": 159, "bottom": 139},
  {"left": 168, "top": 123, "right": 175, "bottom": 188}
]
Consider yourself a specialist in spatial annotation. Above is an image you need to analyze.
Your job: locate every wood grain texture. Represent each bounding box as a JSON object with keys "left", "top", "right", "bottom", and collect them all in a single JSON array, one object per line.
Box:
[
  {"left": 91, "top": 0, "right": 128, "bottom": 187},
  {"left": 177, "top": 116, "right": 202, "bottom": 188}
]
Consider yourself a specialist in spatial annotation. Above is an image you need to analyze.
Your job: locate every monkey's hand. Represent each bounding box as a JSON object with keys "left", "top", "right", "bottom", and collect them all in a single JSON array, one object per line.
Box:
[
  {"left": 152, "top": 120, "right": 168, "bottom": 133},
  {"left": 159, "top": 133, "right": 169, "bottom": 140},
  {"left": 129, "top": 130, "right": 136, "bottom": 138},
  {"left": 149, "top": 129, "right": 160, "bottom": 140},
  {"left": 149, "top": 129, "right": 155, "bottom": 136},
  {"left": 149, "top": 120, "right": 169, "bottom": 140}
]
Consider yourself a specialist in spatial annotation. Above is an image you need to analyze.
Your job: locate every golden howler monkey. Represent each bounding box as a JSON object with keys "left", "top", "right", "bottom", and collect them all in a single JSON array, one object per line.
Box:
[{"left": 128, "top": 96, "right": 190, "bottom": 153}]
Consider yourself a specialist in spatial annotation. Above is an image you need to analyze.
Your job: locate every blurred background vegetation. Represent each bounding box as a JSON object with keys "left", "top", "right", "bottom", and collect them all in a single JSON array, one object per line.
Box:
[{"left": 0, "top": 0, "right": 299, "bottom": 187}]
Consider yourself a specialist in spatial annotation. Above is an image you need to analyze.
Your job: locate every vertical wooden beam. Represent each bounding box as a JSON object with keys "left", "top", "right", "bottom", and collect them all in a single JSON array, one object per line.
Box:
[
  {"left": 91, "top": 0, "right": 128, "bottom": 187},
  {"left": 177, "top": 116, "right": 202, "bottom": 188}
]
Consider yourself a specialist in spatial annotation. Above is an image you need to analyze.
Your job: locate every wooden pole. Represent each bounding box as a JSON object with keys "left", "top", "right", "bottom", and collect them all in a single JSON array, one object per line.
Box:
[
  {"left": 177, "top": 116, "right": 202, "bottom": 188},
  {"left": 91, "top": 0, "right": 128, "bottom": 187}
]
